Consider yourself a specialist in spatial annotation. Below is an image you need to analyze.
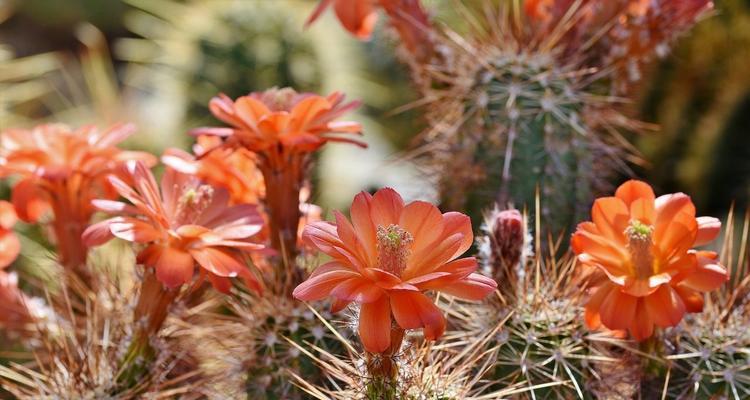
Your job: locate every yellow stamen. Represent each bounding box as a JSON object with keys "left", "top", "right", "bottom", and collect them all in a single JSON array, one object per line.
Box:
[
  {"left": 175, "top": 185, "right": 214, "bottom": 224},
  {"left": 625, "top": 220, "right": 654, "bottom": 279},
  {"left": 376, "top": 225, "right": 413, "bottom": 277}
]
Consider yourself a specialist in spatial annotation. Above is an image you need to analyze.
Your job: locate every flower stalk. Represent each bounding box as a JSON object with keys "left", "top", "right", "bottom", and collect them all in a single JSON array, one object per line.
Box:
[
  {"left": 118, "top": 269, "right": 179, "bottom": 387},
  {"left": 365, "top": 325, "right": 405, "bottom": 399},
  {"left": 260, "top": 155, "right": 305, "bottom": 295}
]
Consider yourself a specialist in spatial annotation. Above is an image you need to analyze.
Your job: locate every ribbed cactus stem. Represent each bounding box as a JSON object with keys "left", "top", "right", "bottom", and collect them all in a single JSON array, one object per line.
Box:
[{"left": 449, "top": 54, "right": 596, "bottom": 236}]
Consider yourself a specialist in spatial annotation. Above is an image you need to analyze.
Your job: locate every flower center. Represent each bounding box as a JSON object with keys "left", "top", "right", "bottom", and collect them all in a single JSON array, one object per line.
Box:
[
  {"left": 262, "top": 87, "right": 297, "bottom": 112},
  {"left": 175, "top": 185, "right": 214, "bottom": 225},
  {"left": 376, "top": 224, "right": 413, "bottom": 277},
  {"left": 624, "top": 220, "right": 655, "bottom": 279}
]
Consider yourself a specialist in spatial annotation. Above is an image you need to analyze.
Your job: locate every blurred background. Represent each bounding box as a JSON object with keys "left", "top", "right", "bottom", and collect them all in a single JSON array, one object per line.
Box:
[{"left": 1, "top": 0, "right": 748, "bottom": 217}]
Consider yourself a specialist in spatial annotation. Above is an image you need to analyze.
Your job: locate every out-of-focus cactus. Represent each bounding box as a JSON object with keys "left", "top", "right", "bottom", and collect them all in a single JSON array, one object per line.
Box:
[
  {"left": 453, "top": 52, "right": 604, "bottom": 235},
  {"left": 116, "top": 0, "right": 324, "bottom": 129},
  {"left": 0, "top": 266, "right": 203, "bottom": 399},
  {"left": 182, "top": 292, "right": 347, "bottom": 400}
]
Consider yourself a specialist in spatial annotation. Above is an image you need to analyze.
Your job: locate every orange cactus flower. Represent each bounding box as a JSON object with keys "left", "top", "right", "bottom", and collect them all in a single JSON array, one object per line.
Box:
[
  {"left": 83, "top": 161, "right": 265, "bottom": 293},
  {"left": 0, "top": 123, "right": 155, "bottom": 272},
  {"left": 192, "top": 88, "right": 364, "bottom": 155},
  {"left": 572, "top": 180, "right": 728, "bottom": 340},
  {"left": 163, "top": 141, "right": 323, "bottom": 274},
  {"left": 293, "top": 188, "right": 497, "bottom": 353},
  {"left": 191, "top": 87, "right": 363, "bottom": 293},
  {"left": 0, "top": 201, "right": 21, "bottom": 269}
]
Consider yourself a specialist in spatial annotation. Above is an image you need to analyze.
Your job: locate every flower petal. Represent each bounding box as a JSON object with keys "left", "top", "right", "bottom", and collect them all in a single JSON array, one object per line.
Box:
[
  {"left": 189, "top": 247, "right": 248, "bottom": 278},
  {"left": 441, "top": 212, "right": 473, "bottom": 259},
  {"left": 350, "top": 191, "right": 377, "bottom": 265},
  {"left": 437, "top": 273, "right": 497, "bottom": 300},
  {"left": 390, "top": 291, "right": 446, "bottom": 340},
  {"left": 599, "top": 287, "right": 637, "bottom": 331},
  {"left": 694, "top": 216, "right": 721, "bottom": 247},
  {"left": 654, "top": 193, "right": 696, "bottom": 245},
  {"left": 673, "top": 285, "right": 704, "bottom": 313},
  {"left": 359, "top": 295, "right": 391, "bottom": 353},
  {"left": 309, "top": 261, "right": 357, "bottom": 278},
  {"left": 615, "top": 180, "right": 655, "bottom": 208},
  {"left": 655, "top": 218, "right": 697, "bottom": 262},
  {"left": 82, "top": 219, "right": 117, "bottom": 247},
  {"left": 571, "top": 228, "right": 629, "bottom": 277},
  {"left": 330, "top": 278, "right": 384, "bottom": 303},
  {"left": 677, "top": 256, "right": 728, "bottom": 292},
  {"left": 584, "top": 283, "right": 613, "bottom": 330},
  {"left": 630, "top": 197, "right": 655, "bottom": 226},
  {"left": 332, "top": 0, "right": 379, "bottom": 39},
  {"left": 303, "top": 221, "right": 348, "bottom": 260},
  {"left": 644, "top": 284, "right": 685, "bottom": 328},
  {"left": 331, "top": 298, "right": 351, "bottom": 313},
  {"left": 629, "top": 299, "right": 654, "bottom": 341},
  {"left": 92, "top": 199, "right": 139, "bottom": 214},
  {"left": 0, "top": 201, "right": 18, "bottom": 230},
  {"left": 207, "top": 273, "right": 233, "bottom": 294},
  {"left": 404, "top": 233, "right": 463, "bottom": 279},
  {"left": 11, "top": 178, "right": 50, "bottom": 223},
  {"left": 591, "top": 197, "right": 629, "bottom": 244},
  {"left": 110, "top": 217, "right": 162, "bottom": 243},
  {"left": 154, "top": 246, "right": 195, "bottom": 289},
  {"left": 0, "top": 229, "right": 21, "bottom": 269},
  {"left": 334, "top": 210, "right": 369, "bottom": 267},
  {"left": 370, "top": 188, "right": 404, "bottom": 227},
  {"left": 399, "top": 200, "right": 444, "bottom": 255},
  {"left": 292, "top": 269, "right": 359, "bottom": 301}
]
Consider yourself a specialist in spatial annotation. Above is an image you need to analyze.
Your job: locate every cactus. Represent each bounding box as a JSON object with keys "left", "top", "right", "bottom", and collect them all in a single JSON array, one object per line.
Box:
[
  {"left": 452, "top": 204, "right": 640, "bottom": 399},
  {"left": 661, "top": 311, "right": 750, "bottom": 399},
  {"left": 397, "top": 1, "right": 711, "bottom": 236},
  {"left": 116, "top": 0, "right": 324, "bottom": 128},
  {"left": 181, "top": 291, "right": 348, "bottom": 399},
  {"left": 0, "top": 268, "right": 202, "bottom": 399},
  {"left": 286, "top": 305, "right": 508, "bottom": 400}
]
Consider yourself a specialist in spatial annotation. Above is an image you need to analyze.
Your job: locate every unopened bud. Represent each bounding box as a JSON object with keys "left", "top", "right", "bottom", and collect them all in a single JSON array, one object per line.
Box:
[
  {"left": 479, "top": 207, "right": 530, "bottom": 301},
  {"left": 491, "top": 209, "right": 525, "bottom": 269}
]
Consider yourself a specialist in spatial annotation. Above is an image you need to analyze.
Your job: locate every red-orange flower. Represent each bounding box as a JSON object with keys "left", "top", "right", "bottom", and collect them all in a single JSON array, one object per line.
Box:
[
  {"left": 83, "top": 161, "right": 264, "bottom": 293},
  {"left": 572, "top": 180, "right": 728, "bottom": 340},
  {"left": 0, "top": 123, "right": 155, "bottom": 271},
  {"left": 162, "top": 141, "right": 323, "bottom": 272},
  {"left": 0, "top": 201, "right": 20, "bottom": 269},
  {"left": 192, "top": 88, "right": 364, "bottom": 156},
  {"left": 293, "top": 188, "right": 497, "bottom": 353},
  {"left": 191, "top": 87, "right": 363, "bottom": 293}
]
